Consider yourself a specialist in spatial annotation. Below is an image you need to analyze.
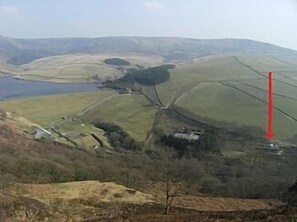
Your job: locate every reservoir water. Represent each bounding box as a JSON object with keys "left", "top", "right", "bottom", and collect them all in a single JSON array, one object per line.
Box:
[{"left": 0, "top": 77, "right": 100, "bottom": 100}]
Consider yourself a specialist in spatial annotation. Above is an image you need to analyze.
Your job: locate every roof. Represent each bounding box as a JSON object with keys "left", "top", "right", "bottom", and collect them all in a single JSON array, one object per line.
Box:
[
  {"left": 174, "top": 133, "right": 199, "bottom": 141},
  {"left": 34, "top": 128, "right": 53, "bottom": 140}
]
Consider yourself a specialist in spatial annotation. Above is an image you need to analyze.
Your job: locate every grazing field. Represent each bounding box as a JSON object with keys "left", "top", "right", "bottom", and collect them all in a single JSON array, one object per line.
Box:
[
  {"left": 2, "top": 53, "right": 297, "bottom": 141},
  {"left": 156, "top": 110, "right": 196, "bottom": 133},
  {"left": 157, "top": 56, "right": 262, "bottom": 106},
  {"left": 142, "top": 85, "right": 161, "bottom": 105},
  {"left": 228, "top": 80, "right": 297, "bottom": 116},
  {"left": 17, "top": 53, "right": 164, "bottom": 83},
  {"left": 156, "top": 77, "right": 179, "bottom": 106},
  {"left": 0, "top": 89, "right": 159, "bottom": 142},
  {"left": 233, "top": 54, "right": 297, "bottom": 72},
  {"left": 176, "top": 82, "right": 266, "bottom": 126},
  {"left": 155, "top": 54, "right": 297, "bottom": 140},
  {"left": 175, "top": 82, "right": 297, "bottom": 139},
  {"left": 0, "top": 90, "right": 116, "bottom": 126},
  {"left": 80, "top": 94, "right": 159, "bottom": 140}
]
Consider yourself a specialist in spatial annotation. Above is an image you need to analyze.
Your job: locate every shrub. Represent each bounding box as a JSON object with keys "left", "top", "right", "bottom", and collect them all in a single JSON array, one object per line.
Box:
[{"left": 199, "top": 176, "right": 222, "bottom": 194}]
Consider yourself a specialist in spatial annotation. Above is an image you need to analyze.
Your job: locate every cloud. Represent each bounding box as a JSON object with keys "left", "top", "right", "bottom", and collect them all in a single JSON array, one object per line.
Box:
[
  {"left": 143, "top": 1, "right": 163, "bottom": 13},
  {"left": 0, "top": 5, "right": 19, "bottom": 17}
]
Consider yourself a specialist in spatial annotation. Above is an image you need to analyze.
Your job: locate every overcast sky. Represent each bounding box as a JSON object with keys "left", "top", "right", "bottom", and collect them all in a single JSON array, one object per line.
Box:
[{"left": 0, "top": 0, "right": 296, "bottom": 49}]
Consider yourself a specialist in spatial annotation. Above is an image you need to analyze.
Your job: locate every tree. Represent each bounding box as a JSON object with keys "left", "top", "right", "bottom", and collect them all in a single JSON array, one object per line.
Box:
[
  {"left": 164, "top": 173, "right": 182, "bottom": 215},
  {"left": 162, "top": 157, "right": 183, "bottom": 215}
]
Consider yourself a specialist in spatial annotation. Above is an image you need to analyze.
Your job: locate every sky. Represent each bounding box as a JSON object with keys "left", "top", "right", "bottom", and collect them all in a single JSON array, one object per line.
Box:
[{"left": 0, "top": 0, "right": 297, "bottom": 49}]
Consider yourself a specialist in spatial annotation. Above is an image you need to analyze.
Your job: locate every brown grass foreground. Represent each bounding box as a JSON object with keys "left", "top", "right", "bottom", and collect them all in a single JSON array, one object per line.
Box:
[
  {"left": 0, "top": 180, "right": 288, "bottom": 221},
  {"left": 0, "top": 191, "right": 294, "bottom": 221}
]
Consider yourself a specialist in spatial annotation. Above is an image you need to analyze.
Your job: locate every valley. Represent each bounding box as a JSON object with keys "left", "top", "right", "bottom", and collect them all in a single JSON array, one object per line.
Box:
[{"left": 1, "top": 36, "right": 297, "bottom": 221}]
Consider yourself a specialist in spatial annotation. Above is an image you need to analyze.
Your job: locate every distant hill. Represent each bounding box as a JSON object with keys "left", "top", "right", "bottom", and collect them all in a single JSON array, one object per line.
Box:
[{"left": 1, "top": 36, "right": 297, "bottom": 65}]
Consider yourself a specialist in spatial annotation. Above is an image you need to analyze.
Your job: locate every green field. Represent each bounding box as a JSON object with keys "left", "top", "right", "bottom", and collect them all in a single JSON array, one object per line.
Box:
[
  {"left": 141, "top": 85, "right": 161, "bottom": 105},
  {"left": 155, "top": 110, "right": 196, "bottom": 133},
  {"left": 156, "top": 77, "right": 179, "bottom": 106},
  {"left": 80, "top": 94, "right": 159, "bottom": 140},
  {"left": 0, "top": 89, "right": 159, "bottom": 141},
  {"left": 234, "top": 54, "right": 297, "bottom": 72},
  {"left": 0, "top": 90, "right": 116, "bottom": 126},
  {"left": 3, "top": 53, "right": 297, "bottom": 141},
  {"left": 175, "top": 82, "right": 297, "bottom": 139},
  {"left": 155, "top": 55, "right": 297, "bottom": 140}
]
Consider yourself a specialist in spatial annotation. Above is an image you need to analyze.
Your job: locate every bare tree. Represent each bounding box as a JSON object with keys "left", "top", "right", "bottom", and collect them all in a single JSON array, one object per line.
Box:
[
  {"left": 163, "top": 158, "right": 183, "bottom": 215},
  {"left": 164, "top": 175, "right": 182, "bottom": 215}
]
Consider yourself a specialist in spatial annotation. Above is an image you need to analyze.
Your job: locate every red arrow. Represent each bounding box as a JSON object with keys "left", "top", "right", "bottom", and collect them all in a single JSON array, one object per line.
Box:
[{"left": 266, "top": 71, "right": 274, "bottom": 140}]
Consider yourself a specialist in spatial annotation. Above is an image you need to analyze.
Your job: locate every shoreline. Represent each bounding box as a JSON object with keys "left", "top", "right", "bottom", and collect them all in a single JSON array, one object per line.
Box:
[
  {"left": 12, "top": 75, "right": 102, "bottom": 85},
  {"left": 0, "top": 76, "right": 103, "bottom": 100}
]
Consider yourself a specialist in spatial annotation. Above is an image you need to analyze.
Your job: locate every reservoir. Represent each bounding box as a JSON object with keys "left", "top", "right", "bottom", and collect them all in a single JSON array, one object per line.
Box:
[{"left": 0, "top": 77, "right": 101, "bottom": 100}]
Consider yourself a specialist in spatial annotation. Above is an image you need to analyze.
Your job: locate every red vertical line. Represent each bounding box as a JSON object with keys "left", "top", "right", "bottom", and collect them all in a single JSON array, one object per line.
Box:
[{"left": 266, "top": 71, "right": 274, "bottom": 140}]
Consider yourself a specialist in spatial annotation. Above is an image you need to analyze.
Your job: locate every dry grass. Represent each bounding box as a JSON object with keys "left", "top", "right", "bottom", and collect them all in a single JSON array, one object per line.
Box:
[
  {"left": 145, "top": 182, "right": 284, "bottom": 212},
  {"left": 18, "top": 181, "right": 154, "bottom": 204},
  {"left": 0, "top": 61, "right": 23, "bottom": 75},
  {"left": 13, "top": 180, "right": 284, "bottom": 213},
  {"left": 17, "top": 53, "right": 164, "bottom": 83}
]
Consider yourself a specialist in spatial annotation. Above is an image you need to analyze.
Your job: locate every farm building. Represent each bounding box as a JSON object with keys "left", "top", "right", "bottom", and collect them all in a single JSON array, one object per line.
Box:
[
  {"left": 174, "top": 132, "right": 199, "bottom": 141},
  {"left": 34, "top": 127, "right": 54, "bottom": 140},
  {"left": 256, "top": 143, "right": 284, "bottom": 156},
  {"left": 173, "top": 128, "right": 203, "bottom": 142}
]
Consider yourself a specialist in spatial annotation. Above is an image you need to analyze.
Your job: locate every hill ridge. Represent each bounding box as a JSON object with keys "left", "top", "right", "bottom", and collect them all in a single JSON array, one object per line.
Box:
[{"left": 1, "top": 36, "right": 296, "bottom": 65}]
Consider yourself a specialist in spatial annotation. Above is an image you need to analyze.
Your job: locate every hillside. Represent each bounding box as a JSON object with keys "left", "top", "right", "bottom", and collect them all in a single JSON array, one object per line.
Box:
[
  {"left": 1, "top": 36, "right": 297, "bottom": 221},
  {"left": 0, "top": 109, "right": 293, "bottom": 221},
  {"left": 0, "top": 180, "right": 285, "bottom": 221},
  {"left": 0, "top": 107, "right": 296, "bottom": 221},
  {"left": 1, "top": 36, "right": 297, "bottom": 83},
  {"left": 17, "top": 53, "right": 164, "bottom": 83},
  {"left": 155, "top": 54, "right": 297, "bottom": 140},
  {"left": 1, "top": 36, "right": 297, "bottom": 65}
]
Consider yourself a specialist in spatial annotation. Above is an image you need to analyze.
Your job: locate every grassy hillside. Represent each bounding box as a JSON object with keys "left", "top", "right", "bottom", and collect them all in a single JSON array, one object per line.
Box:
[
  {"left": 0, "top": 61, "right": 23, "bottom": 75},
  {"left": 176, "top": 82, "right": 297, "bottom": 139},
  {"left": 1, "top": 180, "right": 286, "bottom": 221},
  {"left": 0, "top": 90, "right": 159, "bottom": 142},
  {"left": 2, "top": 36, "right": 297, "bottom": 221},
  {"left": 156, "top": 55, "right": 297, "bottom": 140},
  {"left": 0, "top": 90, "right": 116, "bottom": 126},
  {"left": 1, "top": 102, "right": 297, "bottom": 221},
  {"left": 1, "top": 36, "right": 297, "bottom": 65},
  {"left": 3, "top": 53, "right": 297, "bottom": 141},
  {"left": 16, "top": 53, "right": 164, "bottom": 83},
  {"left": 80, "top": 94, "right": 159, "bottom": 140},
  {"left": 2, "top": 53, "right": 297, "bottom": 141}
]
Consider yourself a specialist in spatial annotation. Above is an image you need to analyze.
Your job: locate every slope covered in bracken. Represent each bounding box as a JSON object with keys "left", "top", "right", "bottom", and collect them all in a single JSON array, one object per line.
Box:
[{"left": 0, "top": 110, "right": 292, "bottom": 221}]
